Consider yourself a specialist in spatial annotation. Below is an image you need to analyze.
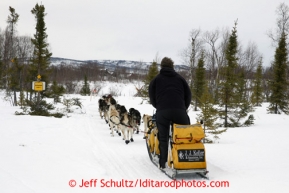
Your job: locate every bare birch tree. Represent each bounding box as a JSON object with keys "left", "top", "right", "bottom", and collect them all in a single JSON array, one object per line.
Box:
[
  {"left": 203, "top": 27, "right": 230, "bottom": 102},
  {"left": 267, "top": 2, "right": 289, "bottom": 46},
  {"left": 181, "top": 28, "right": 203, "bottom": 90}
]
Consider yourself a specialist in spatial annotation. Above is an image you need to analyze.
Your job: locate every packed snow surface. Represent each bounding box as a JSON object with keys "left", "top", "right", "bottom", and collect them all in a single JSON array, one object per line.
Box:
[{"left": 1, "top": 83, "right": 289, "bottom": 193}]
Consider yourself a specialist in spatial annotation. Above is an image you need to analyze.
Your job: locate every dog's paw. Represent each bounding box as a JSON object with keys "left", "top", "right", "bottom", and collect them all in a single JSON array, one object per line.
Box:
[
  {"left": 130, "top": 138, "right": 134, "bottom": 142},
  {"left": 125, "top": 140, "right": 130, "bottom": 144},
  {"left": 118, "top": 132, "right": 121, "bottom": 136},
  {"left": 136, "top": 131, "right": 139, "bottom": 134}
]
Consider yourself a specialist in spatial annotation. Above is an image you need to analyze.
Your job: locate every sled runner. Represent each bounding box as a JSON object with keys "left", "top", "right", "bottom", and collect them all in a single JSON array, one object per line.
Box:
[{"left": 145, "top": 118, "right": 209, "bottom": 179}]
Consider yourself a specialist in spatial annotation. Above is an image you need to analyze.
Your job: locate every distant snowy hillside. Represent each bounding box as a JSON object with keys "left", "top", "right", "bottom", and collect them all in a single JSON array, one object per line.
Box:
[{"left": 50, "top": 57, "right": 189, "bottom": 72}]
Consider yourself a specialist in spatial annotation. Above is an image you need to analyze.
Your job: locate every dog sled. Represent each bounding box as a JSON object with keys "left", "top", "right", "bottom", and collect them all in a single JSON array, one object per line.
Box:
[{"left": 145, "top": 116, "right": 209, "bottom": 179}]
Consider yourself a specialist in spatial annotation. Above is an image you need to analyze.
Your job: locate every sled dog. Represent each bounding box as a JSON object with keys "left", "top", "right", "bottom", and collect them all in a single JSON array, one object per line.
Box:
[
  {"left": 98, "top": 98, "right": 108, "bottom": 119},
  {"left": 107, "top": 96, "right": 120, "bottom": 136},
  {"left": 129, "top": 108, "right": 141, "bottom": 134},
  {"left": 119, "top": 106, "right": 134, "bottom": 144},
  {"left": 142, "top": 114, "right": 153, "bottom": 139}
]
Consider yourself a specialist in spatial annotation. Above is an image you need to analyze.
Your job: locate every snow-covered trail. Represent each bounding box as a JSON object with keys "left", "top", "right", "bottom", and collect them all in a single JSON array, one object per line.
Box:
[
  {"left": 72, "top": 96, "right": 234, "bottom": 192},
  {"left": 1, "top": 94, "right": 289, "bottom": 193},
  {"left": 81, "top": 98, "right": 165, "bottom": 180},
  {"left": 79, "top": 96, "right": 289, "bottom": 193},
  {"left": 64, "top": 96, "right": 226, "bottom": 192},
  {"left": 61, "top": 96, "right": 186, "bottom": 192}
]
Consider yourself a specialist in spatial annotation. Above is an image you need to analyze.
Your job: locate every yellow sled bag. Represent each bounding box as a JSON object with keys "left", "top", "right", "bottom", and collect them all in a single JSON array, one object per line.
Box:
[
  {"left": 173, "top": 124, "right": 205, "bottom": 144},
  {"left": 171, "top": 143, "right": 206, "bottom": 169}
]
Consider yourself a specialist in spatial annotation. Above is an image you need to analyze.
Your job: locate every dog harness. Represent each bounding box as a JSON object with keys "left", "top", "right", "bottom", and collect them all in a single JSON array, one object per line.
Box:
[{"left": 110, "top": 115, "right": 120, "bottom": 125}]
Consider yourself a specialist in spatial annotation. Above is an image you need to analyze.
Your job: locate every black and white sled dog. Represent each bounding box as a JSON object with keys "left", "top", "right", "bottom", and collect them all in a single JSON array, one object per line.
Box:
[
  {"left": 98, "top": 97, "right": 108, "bottom": 119},
  {"left": 102, "top": 94, "right": 113, "bottom": 124},
  {"left": 129, "top": 108, "right": 141, "bottom": 134},
  {"left": 118, "top": 105, "right": 135, "bottom": 144}
]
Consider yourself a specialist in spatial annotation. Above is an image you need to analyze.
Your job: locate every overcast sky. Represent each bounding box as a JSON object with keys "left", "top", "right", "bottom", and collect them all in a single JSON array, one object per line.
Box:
[{"left": 0, "top": 0, "right": 288, "bottom": 66}]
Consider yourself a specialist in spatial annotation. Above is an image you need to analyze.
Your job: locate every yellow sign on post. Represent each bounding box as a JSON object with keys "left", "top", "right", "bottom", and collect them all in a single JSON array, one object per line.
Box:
[{"left": 32, "top": 81, "right": 45, "bottom": 91}]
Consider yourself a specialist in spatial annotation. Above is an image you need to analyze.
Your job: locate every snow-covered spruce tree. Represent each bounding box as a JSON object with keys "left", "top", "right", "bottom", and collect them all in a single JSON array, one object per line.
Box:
[
  {"left": 80, "top": 75, "right": 90, "bottom": 96},
  {"left": 267, "top": 32, "right": 289, "bottom": 114},
  {"left": 192, "top": 51, "right": 206, "bottom": 111},
  {"left": 251, "top": 58, "right": 264, "bottom": 106},
  {"left": 197, "top": 83, "right": 225, "bottom": 143}
]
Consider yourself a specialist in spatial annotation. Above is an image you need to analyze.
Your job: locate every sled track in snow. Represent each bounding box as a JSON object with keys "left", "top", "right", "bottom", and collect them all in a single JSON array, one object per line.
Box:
[{"left": 84, "top": 101, "right": 167, "bottom": 180}]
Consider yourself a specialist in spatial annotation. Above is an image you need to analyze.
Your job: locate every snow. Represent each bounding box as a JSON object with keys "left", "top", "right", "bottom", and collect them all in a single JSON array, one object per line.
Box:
[{"left": 1, "top": 82, "right": 289, "bottom": 193}]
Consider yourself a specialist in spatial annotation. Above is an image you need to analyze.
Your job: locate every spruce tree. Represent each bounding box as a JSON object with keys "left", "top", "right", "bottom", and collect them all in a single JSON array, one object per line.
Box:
[
  {"left": 6, "top": 6, "right": 19, "bottom": 106},
  {"left": 193, "top": 51, "right": 206, "bottom": 111},
  {"left": 218, "top": 22, "right": 254, "bottom": 127},
  {"left": 219, "top": 21, "right": 239, "bottom": 127},
  {"left": 80, "top": 75, "right": 90, "bottom": 96},
  {"left": 197, "top": 83, "right": 223, "bottom": 143},
  {"left": 233, "top": 69, "right": 254, "bottom": 126},
  {"left": 27, "top": 3, "right": 53, "bottom": 116},
  {"left": 0, "top": 57, "right": 3, "bottom": 88},
  {"left": 141, "top": 61, "right": 158, "bottom": 101},
  {"left": 251, "top": 59, "right": 264, "bottom": 106},
  {"left": 30, "top": 3, "right": 52, "bottom": 103},
  {"left": 18, "top": 90, "right": 26, "bottom": 107},
  {"left": 49, "top": 81, "right": 66, "bottom": 103},
  {"left": 268, "top": 32, "right": 289, "bottom": 114}
]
